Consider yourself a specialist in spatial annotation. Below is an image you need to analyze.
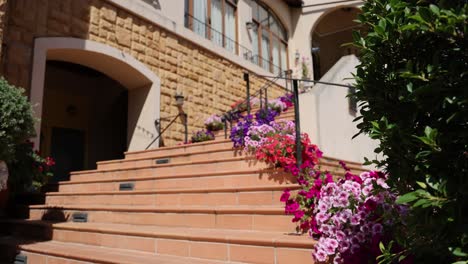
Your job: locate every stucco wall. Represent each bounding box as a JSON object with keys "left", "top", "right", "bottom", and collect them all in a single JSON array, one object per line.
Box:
[
  {"left": 289, "top": 0, "right": 363, "bottom": 79},
  {"left": 1, "top": 0, "right": 285, "bottom": 147},
  {"left": 299, "top": 55, "right": 379, "bottom": 163}
]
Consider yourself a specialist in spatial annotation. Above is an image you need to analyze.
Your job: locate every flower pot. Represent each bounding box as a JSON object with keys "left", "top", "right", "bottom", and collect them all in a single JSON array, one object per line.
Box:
[{"left": 0, "top": 160, "right": 9, "bottom": 211}]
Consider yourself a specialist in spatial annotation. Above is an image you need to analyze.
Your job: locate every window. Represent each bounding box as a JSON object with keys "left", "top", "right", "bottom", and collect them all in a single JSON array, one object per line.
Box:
[
  {"left": 251, "top": 0, "right": 288, "bottom": 74},
  {"left": 186, "top": 0, "right": 238, "bottom": 54}
]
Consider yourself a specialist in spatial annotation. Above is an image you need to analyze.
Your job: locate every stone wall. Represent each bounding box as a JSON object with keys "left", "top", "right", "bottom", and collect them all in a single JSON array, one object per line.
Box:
[{"left": 1, "top": 0, "right": 285, "bottom": 146}]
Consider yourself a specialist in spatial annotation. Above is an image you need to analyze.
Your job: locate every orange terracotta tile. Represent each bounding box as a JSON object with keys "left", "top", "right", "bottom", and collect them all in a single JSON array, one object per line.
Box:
[
  {"left": 229, "top": 244, "right": 274, "bottom": 264},
  {"left": 156, "top": 239, "right": 190, "bottom": 257}
]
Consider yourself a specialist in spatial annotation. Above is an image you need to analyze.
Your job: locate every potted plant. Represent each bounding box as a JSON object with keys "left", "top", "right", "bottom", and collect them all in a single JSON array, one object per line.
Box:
[
  {"left": 204, "top": 114, "right": 224, "bottom": 131},
  {"left": 191, "top": 130, "right": 215, "bottom": 143},
  {"left": 0, "top": 78, "right": 36, "bottom": 210}
]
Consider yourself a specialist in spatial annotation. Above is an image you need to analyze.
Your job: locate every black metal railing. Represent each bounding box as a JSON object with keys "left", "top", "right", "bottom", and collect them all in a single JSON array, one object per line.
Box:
[
  {"left": 185, "top": 13, "right": 249, "bottom": 56},
  {"left": 185, "top": 13, "right": 282, "bottom": 74},
  {"left": 251, "top": 55, "right": 282, "bottom": 75},
  {"left": 145, "top": 113, "right": 188, "bottom": 150},
  {"left": 219, "top": 70, "right": 354, "bottom": 171}
]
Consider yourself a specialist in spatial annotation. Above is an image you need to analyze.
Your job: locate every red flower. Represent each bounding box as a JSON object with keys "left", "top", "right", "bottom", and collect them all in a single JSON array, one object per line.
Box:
[{"left": 45, "top": 157, "right": 55, "bottom": 167}]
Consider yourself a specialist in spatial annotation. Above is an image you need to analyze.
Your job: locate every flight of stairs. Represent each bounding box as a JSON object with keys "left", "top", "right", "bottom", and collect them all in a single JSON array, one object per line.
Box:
[{"left": 0, "top": 109, "right": 365, "bottom": 263}]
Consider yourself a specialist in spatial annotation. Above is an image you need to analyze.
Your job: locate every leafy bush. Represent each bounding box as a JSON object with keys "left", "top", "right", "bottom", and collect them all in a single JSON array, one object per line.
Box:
[
  {"left": 0, "top": 78, "right": 36, "bottom": 162},
  {"left": 7, "top": 142, "right": 55, "bottom": 193},
  {"left": 352, "top": 1, "right": 467, "bottom": 262}
]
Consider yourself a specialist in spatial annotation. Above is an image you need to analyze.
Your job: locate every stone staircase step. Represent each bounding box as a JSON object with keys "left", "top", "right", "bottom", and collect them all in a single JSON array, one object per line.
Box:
[
  {"left": 70, "top": 156, "right": 263, "bottom": 182},
  {"left": 125, "top": 139, "right": 233, "bottom": 160},
  {"left": 0, "top": 235, "right": 231, "bottom": 264},
  {"left": 57, "top": 169, "right": 295, "bottom": 192},
  {"left": 71, "top": 156, "right": 364, "bottom": 183},
  {"left": 97, "top": 147, "right": 246, "bottom": 170},
  {"left": 46, "top": 184, "right": 299, "bottom": 207},
  {"left": 0, "top": 220, "right": 315, "bottom": 263},
  {"left": 98, "top": 142, "right": 363, "bottom": 173},
  {"left": 28, "top": 205, "right": 295, "bottom": 232}
]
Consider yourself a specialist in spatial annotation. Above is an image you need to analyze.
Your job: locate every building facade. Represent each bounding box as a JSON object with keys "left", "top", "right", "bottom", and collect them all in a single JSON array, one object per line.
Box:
[{"left": 0, "top": 0, "right": 365, "bottom": 175}]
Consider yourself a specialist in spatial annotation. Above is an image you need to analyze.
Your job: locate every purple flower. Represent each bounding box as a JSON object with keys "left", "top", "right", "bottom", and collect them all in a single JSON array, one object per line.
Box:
[
  {"left": 293, "top": 210, "right": 305, "bottom": 222},
  {"left": 230, "top": 115, "right": 253, "bottom": 147},
  {"left": 280, "top": 189, "right": 290, "bottom": 202},
  {"left": 372, "top": 223, "right": 383, "bottom": 234},
  {"left": 350, "top": 215, "right": 360, "bottom": 226},
  {"left": 335, "top": 230, "right": 346, "bottom": 241},
  {"left": 316, "top": 212, "right": 330, "bottom": 223},
  {"left": 313, "top": 248, "right": 328, "bottom": 262},
  {"left": 255, "top": 108, "right": 278, "bottom": 125}
]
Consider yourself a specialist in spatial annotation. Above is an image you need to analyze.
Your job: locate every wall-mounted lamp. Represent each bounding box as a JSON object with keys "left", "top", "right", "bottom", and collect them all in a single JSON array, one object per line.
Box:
[
  {"left": 246, "top": 21, "right": 254, "bottom": 30},
  {"left": 295, "top": 50, "right": 300, "bottom": 61},
  {"left": 174, "top": 93, "right": 185, "bottom": 107}
]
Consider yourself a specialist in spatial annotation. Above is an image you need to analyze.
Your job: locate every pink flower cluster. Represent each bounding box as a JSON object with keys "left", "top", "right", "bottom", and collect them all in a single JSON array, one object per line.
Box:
[
  {"left": 243, "top": 120, "right": 295, "bottom": 152},
  {"left": 268, "top": 98, "right": 288, "bottom": 113},
  {"left": 204, "top": 114, "right": 223, "bottom": 126},
  {"left": 282, "top": 165, "right": 408, "bottom": 264}
]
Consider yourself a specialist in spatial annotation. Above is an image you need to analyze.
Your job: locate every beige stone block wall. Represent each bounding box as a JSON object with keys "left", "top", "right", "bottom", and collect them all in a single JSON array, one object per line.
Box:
[{"left": 1, "top": 0, "right": 285, "bottom": 146}]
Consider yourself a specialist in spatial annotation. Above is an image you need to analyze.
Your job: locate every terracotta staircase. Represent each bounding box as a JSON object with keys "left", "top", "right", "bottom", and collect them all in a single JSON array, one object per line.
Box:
[{"left": 0, "top": 110, "right": 366, "bottom": 264}]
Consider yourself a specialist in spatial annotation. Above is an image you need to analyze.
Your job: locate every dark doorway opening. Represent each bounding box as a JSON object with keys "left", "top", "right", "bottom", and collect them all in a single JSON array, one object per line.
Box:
[{"left": 41, "top": 61, "right": 128, "bottom": 181}]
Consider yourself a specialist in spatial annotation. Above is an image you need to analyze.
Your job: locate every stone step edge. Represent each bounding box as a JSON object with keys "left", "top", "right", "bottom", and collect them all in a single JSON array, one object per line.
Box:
[
  {"left": 3, "top": 220, "right": 314, "bottom": 249},
  {"left": 0, "top": 237, "right": 227, "bottom": 264},
  {"left": 100, "top": 144, "right": 362, "bottom": 169},
  {"left": 71, "top": 155, "right": 258, "bottom": 175},
  {"left": 125, "top": 138, "right": 231, "bottom": 156},
  {"left": 59, "top": 168, "right": 351, "bottom": 186},
  {"left": 99, "top": 145, "right": 240, "bottom": 166},
  {"left": 59, "top": 168, "right": 281, "bottom": 185},
  {"left": 46, "top": 184, "right": 300, "bottom": 196},
  {"left": 29, "top": 205, "right": 286, "bottom": 215},
  {"left": 72, "top": 155, "right": 363, "bottom": 176}
]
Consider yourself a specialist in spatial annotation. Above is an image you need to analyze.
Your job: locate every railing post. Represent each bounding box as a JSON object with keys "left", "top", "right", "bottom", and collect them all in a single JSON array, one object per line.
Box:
[
  {"left": 183, "top": 113, "right": 188, "bottom": 144},
  {"left": 244, "top": 72, "right": 251, "bottom": 116},
  {"left": 264, "top": 88, "right": 268, "bottom": 109},
  {"left": 259, "top": 89, "right": 263, "bottom": 109},
  {"left": 293, "top": 79, "right": 302, "bottom": 170},
  {"left": 223, "top": 114, "right": 228, "bottom": 139}
]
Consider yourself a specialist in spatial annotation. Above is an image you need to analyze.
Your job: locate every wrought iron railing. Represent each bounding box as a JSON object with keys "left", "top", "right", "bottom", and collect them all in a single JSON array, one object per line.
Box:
[
  {"left": 219, "top": 70, "right": 355, "bottom": 171},
  {"left": 145, "top": 113, "right": 188, "bottom": 150},
  {"left": 185, "top": 13, "right": 282, "bottom": 74}
]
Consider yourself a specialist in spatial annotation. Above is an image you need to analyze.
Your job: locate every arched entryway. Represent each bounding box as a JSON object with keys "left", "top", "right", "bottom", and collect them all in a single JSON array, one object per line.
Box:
[
  {"left": 30, "top": 37, "right": 161, "bottom": 180},
  {"left": 311, "top": 6, "right": 362, "bottom": 80}
]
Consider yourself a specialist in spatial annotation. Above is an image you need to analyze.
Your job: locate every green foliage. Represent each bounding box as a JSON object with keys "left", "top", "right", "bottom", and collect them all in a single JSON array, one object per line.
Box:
[
  {"left": 0, "top": 78, "right": 36, "bottom": 162},
  {"left": 352, "top": 0, "right": 468, "bottom": 263},
  {"left": 8, "top": 142, "right": 54, "bottom": 193}
]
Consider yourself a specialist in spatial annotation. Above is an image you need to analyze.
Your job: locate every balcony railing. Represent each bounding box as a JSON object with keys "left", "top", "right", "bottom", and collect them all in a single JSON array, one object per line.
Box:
[{"left": 184, "top": 12, "right": 281, "bottom": 74}]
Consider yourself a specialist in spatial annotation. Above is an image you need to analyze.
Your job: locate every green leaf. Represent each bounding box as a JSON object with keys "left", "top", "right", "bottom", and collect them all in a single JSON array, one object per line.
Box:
[
  {"left": 419, "top": 7, "right": 432, "bottom": 23},
  {"left": 452, "top": 248, "right": 468, "bottom": 257},
  {"left": 379, "top": 241, "right": 385, "bottom": 253},
  {"left": 429, "top": 4, "right": 440, "bottom": 15},
  {"left": 416, "top": 181, "right": 427, "bottom": 189},
  {"left": 396, "top": 192, "right": 419, "bottom": 204},
  {"left": 413, "top": 198, "right": 429, "bottom": 207}
]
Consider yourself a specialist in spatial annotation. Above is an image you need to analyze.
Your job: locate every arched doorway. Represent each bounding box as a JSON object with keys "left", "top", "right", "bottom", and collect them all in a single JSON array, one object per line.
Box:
[
  {"left": 30, "top": 37, "right": 161, "bottom": 180},
  {"left": 311, "top": 6, "right": 362, "bottom": 80}
]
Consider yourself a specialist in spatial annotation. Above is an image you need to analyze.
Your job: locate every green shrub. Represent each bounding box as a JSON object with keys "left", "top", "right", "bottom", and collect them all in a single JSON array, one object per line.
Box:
[
  {"left": 0, "top": 78, "right": 36, "bottom": 162},
  {"left": 8, "top": 142, "right": 55, "bottom": 193},
  {"left": 352, "top": 0, "right": 467, "bottom": 263}
]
